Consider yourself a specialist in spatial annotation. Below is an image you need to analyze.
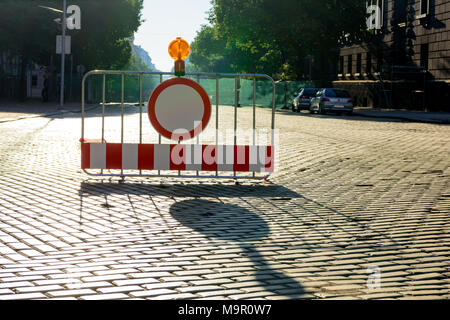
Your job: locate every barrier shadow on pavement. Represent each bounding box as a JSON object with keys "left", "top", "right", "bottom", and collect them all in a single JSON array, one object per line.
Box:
[
  {"left": 79, "top": 181, "right": 300, "bottom": 199},
  {"left": 79, "top": 180, "right": 400, "bottom": 249},
  {"left": 170, "top": 199, "right": 305, "bottom": 298},
  {"left": 77, "top": 180, "right": 401, "bottom": 299},
  {"left": 78, "top": 181, "right": 305, "bottom": 298}
]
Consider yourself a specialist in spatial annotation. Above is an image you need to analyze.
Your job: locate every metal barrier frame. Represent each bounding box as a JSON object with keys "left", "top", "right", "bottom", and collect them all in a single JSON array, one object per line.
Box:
[{"left": 81, "top": 70, "right": 276, "bottom": 180}]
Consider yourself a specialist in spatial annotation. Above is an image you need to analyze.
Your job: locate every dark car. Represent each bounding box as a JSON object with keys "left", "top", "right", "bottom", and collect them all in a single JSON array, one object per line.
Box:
[
  {"left": 292, "top": 88, "right": 318, "bottom": 112},
  {"left": 310, "top": 88, "right": 354, "bottom": 115}
]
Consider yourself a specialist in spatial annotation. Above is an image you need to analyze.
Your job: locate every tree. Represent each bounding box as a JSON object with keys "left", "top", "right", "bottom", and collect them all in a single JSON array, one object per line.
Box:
[
  {"left": 190, "top": 25, "right": 234, "bottom": 73},
  {"left": 0, "top": 0, "right": 56, "bottom": 100},
  {"left": 190, "top": 0, "right": 367, "bottom": 81},
  {"left": 69, "top": 0, "right": 144, "bottom": 70},
  {"left": 124, "top": 54, "right": 154, "bottom": 72},
  {"left": 0, "top": 0, "right": 144, "bottom": 100}
]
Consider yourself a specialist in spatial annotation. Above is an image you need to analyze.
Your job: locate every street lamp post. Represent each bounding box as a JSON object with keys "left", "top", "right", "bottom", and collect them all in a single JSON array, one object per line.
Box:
[
  {"left": 60, "top": 0, "right": 67, "bottom": 107},
  {"left": 39, "top": 1, "right": 76, "bottom": 107}
]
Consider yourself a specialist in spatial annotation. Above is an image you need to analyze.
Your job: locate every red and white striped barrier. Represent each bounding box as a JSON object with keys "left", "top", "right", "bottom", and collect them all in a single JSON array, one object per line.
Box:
[
  {"left": 80, "top": 70, "right": 277, "bottom": 179},
  {"left": 81, "top": 143, "right": 274, "bottom": 173}
]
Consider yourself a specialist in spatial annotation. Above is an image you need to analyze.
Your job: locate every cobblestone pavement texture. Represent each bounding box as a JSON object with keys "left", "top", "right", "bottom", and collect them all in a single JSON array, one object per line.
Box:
[{"left": 0, "top": 104, "right": 449, "bottom": 300}]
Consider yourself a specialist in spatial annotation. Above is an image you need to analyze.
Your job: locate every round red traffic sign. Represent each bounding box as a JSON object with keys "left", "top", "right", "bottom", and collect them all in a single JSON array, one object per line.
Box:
[{"left": 148, "top": 78, "right": 211, "bottom": 141}]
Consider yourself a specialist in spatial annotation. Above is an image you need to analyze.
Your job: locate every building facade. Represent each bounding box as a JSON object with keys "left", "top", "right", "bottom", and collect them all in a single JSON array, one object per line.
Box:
[{"left": 334, "top": 0, "right": 450, "bottom": 111}]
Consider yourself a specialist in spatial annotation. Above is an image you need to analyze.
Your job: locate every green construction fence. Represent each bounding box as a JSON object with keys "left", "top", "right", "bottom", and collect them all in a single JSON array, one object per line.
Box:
[{"left": 84, "top": 73, "right": 318, "bottom": 109}]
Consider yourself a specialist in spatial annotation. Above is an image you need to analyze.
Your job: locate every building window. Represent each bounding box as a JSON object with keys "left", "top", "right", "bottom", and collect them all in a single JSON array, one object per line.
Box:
[
  {"left": 393, "top": 27, "right": 407, "bottom": 65},
  {"left": 347, "top": 55, "right": 352, "bottom": 74},
  {"left": 356, "top": 53, "right": 362, "bottom": 74},
  {"left": 420, "top": 43, "right": 429, "bottom": 70},
  {"left": 366, "top": 52, "right": 372, "bottom": 73},
  {"left": 339, "top": 56, "right": 344, "bottom": 74},
  {"left": 420, "top": 0, "right": 430, "bottom": 15},
  {"left": 393, "top": 0, "right": 407, "bottom": 24}
]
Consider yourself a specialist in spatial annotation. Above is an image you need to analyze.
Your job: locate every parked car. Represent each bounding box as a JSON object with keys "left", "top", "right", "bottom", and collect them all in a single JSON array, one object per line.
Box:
[
  {"left": 292, "top": 88, "right": 318, "bottom": 112},
  {"left": 310, "top": 88, "right": 354, "bottom": 115}
]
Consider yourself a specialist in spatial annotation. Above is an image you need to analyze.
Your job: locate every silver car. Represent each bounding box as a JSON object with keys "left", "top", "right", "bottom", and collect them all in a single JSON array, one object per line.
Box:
[
  {"left": 310, "top": 88, "right": 354, "bottom": 115},
  {"left": 292, "top": 88, "right": 318, "bottom": 112}
]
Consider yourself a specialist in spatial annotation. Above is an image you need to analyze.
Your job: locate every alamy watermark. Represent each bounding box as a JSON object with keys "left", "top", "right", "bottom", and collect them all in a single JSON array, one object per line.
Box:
[
  {"left": 366, "top": 4, "right": 382, "bottom": 30},
  {"left": 367, "top": 265, "right": 382, "bottom": 290},
  {"left": 66, "top": 5, "right": 81, "bottom": 30},
  {"left": 168, "top": 121, "right": 280, "bottom": 172}
]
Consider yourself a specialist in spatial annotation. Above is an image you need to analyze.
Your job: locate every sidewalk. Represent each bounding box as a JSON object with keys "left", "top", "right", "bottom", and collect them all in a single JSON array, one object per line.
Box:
[
  {"left": 353, "top": 107, "right": 450, "bottom": 124},
  {"left": 1, "top": 100, "right": 449, "bottom": 124},
  {"left": 0, "top": 99, "right": 82, "bottom": 123}
]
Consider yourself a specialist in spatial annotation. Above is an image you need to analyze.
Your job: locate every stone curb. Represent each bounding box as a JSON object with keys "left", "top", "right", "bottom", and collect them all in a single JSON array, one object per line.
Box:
[
  {"left": 0, "top": 106, "right": 98, "bottom": 124},
  {"left": 2, "top": 106, "right": 449, "bottom": 125},
  {"left": 352, "top": 110, "right": 450, "bottom": 125},
  {"left": 276, "top": 108, "right": 450, "bottom": 124}
]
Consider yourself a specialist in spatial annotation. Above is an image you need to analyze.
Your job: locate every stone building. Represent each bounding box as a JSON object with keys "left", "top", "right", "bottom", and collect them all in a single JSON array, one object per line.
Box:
[{"left": 333, "top": 0, "right": 449, "bottom": 111}]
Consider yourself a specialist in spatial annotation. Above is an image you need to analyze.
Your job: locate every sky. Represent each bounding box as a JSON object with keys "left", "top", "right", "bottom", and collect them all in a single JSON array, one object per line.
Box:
[{"left": 134, "top": 0, "right": 212, "bottom": 72}]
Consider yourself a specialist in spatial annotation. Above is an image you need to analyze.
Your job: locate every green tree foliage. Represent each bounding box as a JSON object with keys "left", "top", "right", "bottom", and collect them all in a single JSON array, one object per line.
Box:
[
  {"left": 189, "top": 25, "right": 234, "bottom": 73},
  {"left": 124, "top": 54, "right": 154, "bottom": 72},
  {"left": 70, "top": 0, "right": 144, "bottom": 70},
  {"left": 0, "top": 0, "right": 57, "bottom": 100},
  {"left": 0, "top": 0, "right": 143, "bottom": 69},
  {"left": 0, "top": 0, "right": 143, "bottom": 98},
  {"left": 190, "top": 0, "right": 367, "bottom": 80},
  {"left": 0, "top": 0, "right": 54, "bottom": 65}
]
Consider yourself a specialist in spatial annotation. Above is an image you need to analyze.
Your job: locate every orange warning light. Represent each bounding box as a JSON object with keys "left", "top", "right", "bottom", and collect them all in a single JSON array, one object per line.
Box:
[{"left": 168, "top": 37, "right": 190, "bottom": 61}]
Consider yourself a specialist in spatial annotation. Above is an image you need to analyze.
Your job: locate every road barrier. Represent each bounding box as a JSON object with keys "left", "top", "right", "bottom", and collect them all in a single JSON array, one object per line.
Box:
[{"left": 80, "top": 71, "right": 276, "bottom": 181}]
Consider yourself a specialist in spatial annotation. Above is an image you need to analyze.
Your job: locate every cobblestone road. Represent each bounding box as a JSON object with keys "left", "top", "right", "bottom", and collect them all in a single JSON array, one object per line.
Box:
[{"left": 0, "top": 105, "right": 449, "bottom": 300}]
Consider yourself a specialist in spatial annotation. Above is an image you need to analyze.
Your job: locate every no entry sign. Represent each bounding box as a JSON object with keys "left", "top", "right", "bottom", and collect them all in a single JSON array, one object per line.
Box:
[{"left": 148, "top": 77, "right": 211, "bottom": 141}]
